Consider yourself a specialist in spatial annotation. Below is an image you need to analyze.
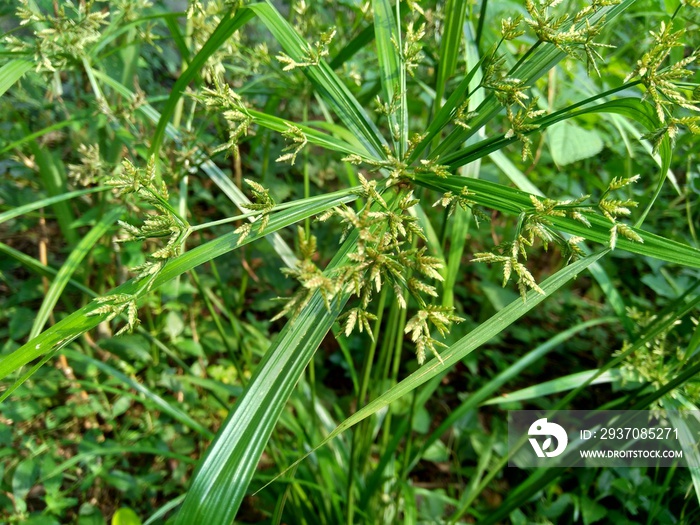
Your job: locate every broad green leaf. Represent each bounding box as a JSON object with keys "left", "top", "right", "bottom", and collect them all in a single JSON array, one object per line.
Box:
[
  {"left": 580, "top": 496, "right": 607, "bottom": 525},
  {"left": 112, "top": 508, "right": 142, "bottom": 525},
  {"left": 12, "top": 458, "right": 39, "bottom": 514},
  {"left": 548, "top": 121, "right": 604, "bottom": 166},
  {"left": 0, "top": 60, "right": 32, "bottom": 98}
]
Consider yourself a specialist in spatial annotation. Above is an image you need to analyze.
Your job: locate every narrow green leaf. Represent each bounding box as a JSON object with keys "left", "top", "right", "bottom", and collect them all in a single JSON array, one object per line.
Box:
[
  {"left": 0, "top": 60, "right": 32, "bottom": 98},
  {"left": 0, "top": 187, "right": 108, "bottom": 225},
  {"left": 149, "top": 7, "right": 255, "bottom": 156},
  {"left": 248, "top": 2, "right": 387, "bottom": 159},
  {"left": 433, "top": 0, "right": 467, "bottom": 112},
  {"left": 468, "top": 290, "right": 700, "bottom": 525},
  {"left": 414, "top": 173, "right": 700, "bottom": 268},
  {"left": 41, "top": 445, "right": 196, "bottom": 483},
  {"left": 0, "top": 117, "right": 81, "bottom": 156},
  {"left": 174, "top": 231, "right": 361, "bottom": 524},
  {"left": 163, "top": 14, "right": 191, "bottom": 64},
  {"left": 488, "top": 150, "right": 542, "bottom": 195},
  {"left": 408, "top": 56, "right": 484, "bottom": 163},
  {"left": 248, "top": 108, "right": 370, "bottom": 158},
  {"left": 442, "top": 20, "right": 484, "bottom": 309},
  {"left": 91, "top": 12, "right": 187, "bottom": 57},
  {"left": 29, "top": 207, "right": 122, "bottom": 339},
  {"left": 415, "top": 318, "right": 615, "bottom": 464},
  {"left": 440, "top": 97, "right": 663, "bottom": 169},
  {"left": 0, "top": 242, "right": 95, "bottom": 298},
  {"left": 28, "top": 139, "right": 79, "bottom": 246},
  {"left": 482, "top": 369, "right": 620, "bottom": 405},
  {"left": 372, "top": 0, "right": 406, "bottom": 155}
]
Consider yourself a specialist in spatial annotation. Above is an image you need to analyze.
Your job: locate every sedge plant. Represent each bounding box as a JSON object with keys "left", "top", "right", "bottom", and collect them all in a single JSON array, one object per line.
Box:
[{"left": 0, "top": 0, "right": 699, "bottom": 522}]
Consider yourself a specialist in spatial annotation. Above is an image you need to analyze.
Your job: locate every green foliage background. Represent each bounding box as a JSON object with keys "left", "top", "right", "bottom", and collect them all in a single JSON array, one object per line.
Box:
[{"left": 0, "top": 0, "right": 699, "bottom": 523}]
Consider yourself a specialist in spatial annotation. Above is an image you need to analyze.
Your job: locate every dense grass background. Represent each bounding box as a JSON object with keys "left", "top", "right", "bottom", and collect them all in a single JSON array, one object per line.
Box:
[{"left": 0, "top": 0, "right": 699, "bottom": 523}]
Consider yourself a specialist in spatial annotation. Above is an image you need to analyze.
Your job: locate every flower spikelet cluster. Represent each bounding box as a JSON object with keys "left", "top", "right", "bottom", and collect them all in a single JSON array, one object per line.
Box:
[
  {"left": 234, "top": 179, "right": 276, "bottom": 245},
  {"left": 200, "top": 79, "right": 253, "bottom": 158},
  {"left": 276, "top": 27, "right": 337, "bottom": 71},
  {"left": 6, "top": 0, "right": 109, "bottom": 73},
  {"left": 90, "top": 158, "right": 190, "bottom": 334},
  {"left": 279, "top": 175, "right": 462, "bottom": 363},
  {"left": 598, "top": 175, "right": 644, "bottom": 249},
  {"left": 472, "top": 194, "right": 595, "bottom": 299}
]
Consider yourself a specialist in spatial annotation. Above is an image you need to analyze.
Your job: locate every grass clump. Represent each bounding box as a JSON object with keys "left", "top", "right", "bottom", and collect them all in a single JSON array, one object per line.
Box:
[{"left": 0, "top": 0, "right": 699, "bottom": 523}]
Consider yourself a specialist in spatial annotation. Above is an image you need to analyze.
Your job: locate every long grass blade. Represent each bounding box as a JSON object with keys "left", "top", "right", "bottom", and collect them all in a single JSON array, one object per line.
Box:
[
  {"left": 28, "top": 139, "right": 79, "bottom": 246},
  {"left": 414, "top": 173, "right": 700, "bottom": 268},
  {"left": 248, "top": 108, "right": 371, "bottom": 158},
  {"left": 413, "top": 318, "right": 615, "bottom": 466},
  {"left": 0, "top": 187, "right": 108, "bottom": 225},
  {"left": 372, "top": 0, "right": 406, "bottom": 155},
  {"left": 248, "top": 2, "right": 387, "bottom": 159},
  {"left": 0, "top": 59, "right": 32, "bottom": 98},
  {"left": 481, "top": 369, "right": 620, "bottom": 405},
  {"left": 174, "top": 231, "right": 362, "bottom": 524},
  {"left": 433, "top": 0, "right": 467, "bottom": 113}
]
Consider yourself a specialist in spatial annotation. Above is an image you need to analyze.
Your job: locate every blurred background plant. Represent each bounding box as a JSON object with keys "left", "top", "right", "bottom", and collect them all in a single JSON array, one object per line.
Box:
[{"left": 0, "top": 0, "right": 699, "bottom": 523}]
